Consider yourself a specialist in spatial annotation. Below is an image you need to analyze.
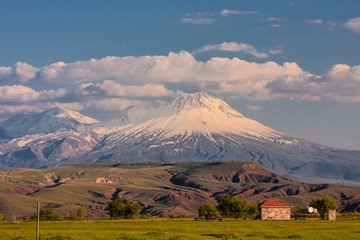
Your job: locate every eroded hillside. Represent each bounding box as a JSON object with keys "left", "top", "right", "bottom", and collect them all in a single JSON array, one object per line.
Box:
[{"left": 0, "top": 161, "right": 359, "bottom": 219}]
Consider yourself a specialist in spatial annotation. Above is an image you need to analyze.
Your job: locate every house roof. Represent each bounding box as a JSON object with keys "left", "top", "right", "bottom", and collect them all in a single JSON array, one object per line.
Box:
[{"left": 260, "top": 200, "right": 293, "bottom": 208}]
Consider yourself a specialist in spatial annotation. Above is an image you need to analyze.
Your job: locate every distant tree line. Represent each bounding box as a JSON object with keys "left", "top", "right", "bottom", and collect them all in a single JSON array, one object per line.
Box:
[
  {"left": 23, "top": 198, "right": 148, "bottom": 221},
  {"left": 198, "top": 194, "right": 260, "bottom": 220},
  {"left": 0, "top": 195, "right": 344, "bottom": 222},
  {"left": 198, "top": 195, "right": 338, "bottom": 220},
  {"left": 27, "top": 205, "right": 87, "bottom": 221}
]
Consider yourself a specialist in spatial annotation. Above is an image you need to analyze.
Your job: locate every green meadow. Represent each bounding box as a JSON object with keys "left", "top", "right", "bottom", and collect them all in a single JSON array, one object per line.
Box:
[{"left": 1, "top": 219, "right": 359, "bottom": 240}]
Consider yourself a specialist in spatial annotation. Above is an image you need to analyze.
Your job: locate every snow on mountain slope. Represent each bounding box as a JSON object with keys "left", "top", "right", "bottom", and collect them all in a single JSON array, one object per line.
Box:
[
  {"left": 0, "top": 130, "right": 101, "bottom": 168},
  {"left": 0, "top": 107, "right": 99, "bottom": 138},
  {"left": 104, "top": 92, "right": 287, "bottom": 144},
  {"left": 92, "top": 105, "right": 152, "bottom": 134}
]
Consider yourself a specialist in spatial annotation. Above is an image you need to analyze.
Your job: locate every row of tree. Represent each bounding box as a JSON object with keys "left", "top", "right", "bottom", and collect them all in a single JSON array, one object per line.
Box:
[
  {"left": 198, "top": 194, "right": 260, "bottom": 220},
  {"left": 24, "top": 199, "right": 144, "bottom": 221},
  {"left": 198, "top": 195, "right": 338, "bottom": 220},
  {"left": 26, "top": 205, "right": 87, "bottom": 221},
  {"left": 0, "top": 196, "right": 339, "bottom": 221}
]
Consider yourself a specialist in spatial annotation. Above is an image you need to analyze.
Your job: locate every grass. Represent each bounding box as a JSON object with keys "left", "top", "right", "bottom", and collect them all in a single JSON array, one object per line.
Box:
[{"left": 0, "top": 219, "right": 359, "bottom": 240}]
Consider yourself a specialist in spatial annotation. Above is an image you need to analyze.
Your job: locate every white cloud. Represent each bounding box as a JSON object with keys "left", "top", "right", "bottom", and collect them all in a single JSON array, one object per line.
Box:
[
  {"left": 83, "top": 80, "right": 174, "bottom": 98},
  {"left": 1, "top": 52, "right": 360, "bottom": 108},
  {"left": 0, "top": 85, "right": 66, "bottom": 103},
  {"left": 14, "top": 62, "right": 40, "bottom": 83},
  {"left": 268, "top": 49, "right": 282, "bottom": 55},
  {"left": 0, "top": 66, "right": 12, "bottom": 79},
  {"left": 266, "top": 64, "right": 360, "bottom": 102},
  {"left": 344, "top": 17, "right": 360, "bottom": 33},
  {"left": 270, "top": 24, "right": 281, "bottom": 28},
  {"left": 247, "top": 105, "right": 262, "bottom": 111},
  {"left": 83, "top": 98, "right": 144, "bottom": 111},
  {"left": 267, "top": 17, "right": 281, "bottom": 21},
  {"left": 181, "top": 18, "right": 216, "bottom": 24},
  {"left": 328, "top": 20, "right": 338, "bottom": 28},
  {"left": 306, "top": 19, "right": 323, "bottom": 24},
  {"left": 220, "top": 9, "right": 257, "bottom": 16},
  {"left": 193, "top": 42, "right": 269, "bottom": 58}
]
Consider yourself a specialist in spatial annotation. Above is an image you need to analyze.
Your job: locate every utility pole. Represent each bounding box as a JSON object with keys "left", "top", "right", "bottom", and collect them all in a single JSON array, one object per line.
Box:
[{"left": 36, "top": 202, "right": 40, "bottom": 240}]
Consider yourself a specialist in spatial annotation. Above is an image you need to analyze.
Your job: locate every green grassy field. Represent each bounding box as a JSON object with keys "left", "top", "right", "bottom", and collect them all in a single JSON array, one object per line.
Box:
[{"left": 0, "top": 219, "right": 359, "bottom": 240}]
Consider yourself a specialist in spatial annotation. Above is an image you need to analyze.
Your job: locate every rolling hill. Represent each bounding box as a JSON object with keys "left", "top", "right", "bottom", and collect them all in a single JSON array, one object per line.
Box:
[{"left": 0, "top": 161, "right": 359, "bottom": 219}]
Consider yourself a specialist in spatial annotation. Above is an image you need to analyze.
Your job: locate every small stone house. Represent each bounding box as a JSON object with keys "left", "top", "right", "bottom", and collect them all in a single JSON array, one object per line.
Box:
[{"left": 260, "top": 200, "right": 293, "bottom": 220}]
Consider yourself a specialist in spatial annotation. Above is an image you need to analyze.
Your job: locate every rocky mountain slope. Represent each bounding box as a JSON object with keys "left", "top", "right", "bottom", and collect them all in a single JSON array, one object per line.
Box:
[
  {"left": 0, "top": 107, "right": 101, "bottom": 168},
  {"left": 0, "top": 161, "right": 359, "bottom": 219},
  {"left": 0, "top": 92, "right": 359, "bottom": 184}
]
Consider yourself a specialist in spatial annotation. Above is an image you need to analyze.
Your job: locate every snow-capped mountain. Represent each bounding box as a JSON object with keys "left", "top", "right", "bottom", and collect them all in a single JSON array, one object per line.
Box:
[
  {"left": 92, "top": 105, "right": 152, "bottom": 134},
  {"left": 93, "top": 92, "right": 293, "bottom": 153},
  {"left": 0, "top": 107, "right": 98, "bottom": 138},
  {"left": 0, "top": 93, "right": 359, "bottom": 184},
  {"left": 0, "top": 107, "right": 100, "bottom": 168}
]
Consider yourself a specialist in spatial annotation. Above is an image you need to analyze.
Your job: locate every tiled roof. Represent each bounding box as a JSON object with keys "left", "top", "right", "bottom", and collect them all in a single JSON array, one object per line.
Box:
[{"left": 260, "top": 200, "right": 293, "bottom": 208}]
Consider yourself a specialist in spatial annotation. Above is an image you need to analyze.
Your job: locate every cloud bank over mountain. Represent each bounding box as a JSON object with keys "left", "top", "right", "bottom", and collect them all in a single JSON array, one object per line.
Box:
[{"left": 0, "top": 50, "right": 360, "bottom": 120}]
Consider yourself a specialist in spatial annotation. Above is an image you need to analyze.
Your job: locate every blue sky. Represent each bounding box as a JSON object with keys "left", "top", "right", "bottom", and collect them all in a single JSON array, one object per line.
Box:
[{"left": 0, "top": 0, "right": 360, "bottom": 149}]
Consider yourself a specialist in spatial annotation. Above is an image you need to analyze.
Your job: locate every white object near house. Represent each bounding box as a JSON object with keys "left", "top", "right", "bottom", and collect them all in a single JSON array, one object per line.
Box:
[{"left": 261, "top": 199, "right": 293, "bottom": 220}]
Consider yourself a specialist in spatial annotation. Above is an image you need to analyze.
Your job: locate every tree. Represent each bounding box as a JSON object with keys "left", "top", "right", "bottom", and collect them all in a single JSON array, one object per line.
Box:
[
  {"left": 77, "top": 205, "right": 86, "bottom": 220},
  {"left": 218, "top": 194, "right": 252, "bottom": 220},
  {"left": 249, "top": 201, "right": 260, "bottom": 219},
  {"left": 0, "top": 211, "right": 6, "bottom": 221},
  {"left": 217, "top": 194, "right": 232, "bottom": 217},
  {"left": 65, "top": 214, "right": 78, "bottom": 221},
  {"left": 107, "top": 198, "right": 142, "bottom": 219},
  {"left": 230, "top": 197, "right": 250, "bottom": 220},
  {"left": 310, "top": 197, "right": 337, "bottom": 220},
  {"left": 198, "top": 203, "right": 218, "bottom": 220},
  {"left": 39, "top": 208, "right": 61, "bottom": 221},
  {"left": 292, "top": 204, "right": 306, "bottom": 220}
]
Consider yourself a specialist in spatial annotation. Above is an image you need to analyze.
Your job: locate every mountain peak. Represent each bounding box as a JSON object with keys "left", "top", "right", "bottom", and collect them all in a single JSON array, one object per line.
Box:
[
  {"left": 0, "top": 107, "right": 98, "bottom": 137},
  {"left": 162, "top": 91, "right": 245, "bottom": 119},
  {"left": 105, "top": 92, "right": 282, "bottom": 140},
  {"left": 42, "top": 107, "right": 99, "bottom": 125}
]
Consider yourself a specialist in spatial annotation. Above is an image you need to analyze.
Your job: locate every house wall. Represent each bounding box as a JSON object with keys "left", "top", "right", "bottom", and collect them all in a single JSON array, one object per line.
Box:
[
  {"left": 261, "top": 207, "right": 291, "bottom": 220},
  {"left": 328, "top": 210, "right": 336, "bottom": 220}
]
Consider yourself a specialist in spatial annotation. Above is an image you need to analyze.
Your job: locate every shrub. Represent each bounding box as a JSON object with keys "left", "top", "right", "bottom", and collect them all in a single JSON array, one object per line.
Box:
[
  {"left": 76, "top": 205, "right": 86, "bottom": 220},
  {"left": 39, "top": 208, "right": 61, "bottom": 221},
  {"left": 198, "top": 203, "right": 217, "bottom": 219},
  {"left": 140, "top": 213, "right": 153, "bottom": 219},
  {"left": 107, "top": 198, "right": 142, "bottom": 219},
  {"left": 64, "top": 214, "right": 78, "bottom": 221}
]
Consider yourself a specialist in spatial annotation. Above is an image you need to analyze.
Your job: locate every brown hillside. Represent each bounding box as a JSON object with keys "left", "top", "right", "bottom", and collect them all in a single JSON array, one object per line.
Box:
[{"left": 0, "top": 161, "right": 359, "bottom": 219}]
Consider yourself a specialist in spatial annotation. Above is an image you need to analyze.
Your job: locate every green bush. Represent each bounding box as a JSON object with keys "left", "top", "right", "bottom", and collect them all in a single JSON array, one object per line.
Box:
[
  {"left": 64, "top": 214, "right": 78, "bottom": 221},
  {"left": 198, "top": 203, "right": 218, "bottom": 219},
  {"left": 140, "top": 213, "right": 153, "bottom": 219},
  {"left": 107, "top": 198, "right": 142, "bottom": 219},
  {"left": 39, "top": 208, "right": 62, "bottom": 221}
]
